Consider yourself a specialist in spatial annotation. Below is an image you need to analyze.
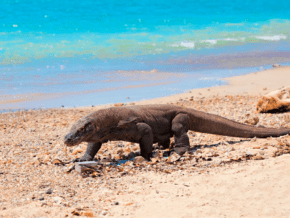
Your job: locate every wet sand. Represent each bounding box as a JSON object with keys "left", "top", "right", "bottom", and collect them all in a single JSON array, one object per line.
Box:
[{"left": 1, "top": 66, "right": 290, "bottom": 217}]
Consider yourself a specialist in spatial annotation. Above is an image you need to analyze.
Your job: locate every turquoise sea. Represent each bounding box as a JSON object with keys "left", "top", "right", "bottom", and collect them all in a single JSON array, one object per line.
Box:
[{"left": 1, "top": 0, "right": 290, "bottom": 110}]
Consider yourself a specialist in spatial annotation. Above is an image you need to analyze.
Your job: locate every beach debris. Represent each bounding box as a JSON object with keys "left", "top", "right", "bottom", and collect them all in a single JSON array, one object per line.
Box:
[
  {"left": 75, "top": 161, "right": 99, "bottom": 174},
  {"left": 114, "top": 102, "right": 124, "bottom": 107},
  {"left": 256, "top": 87, "right": 290, "bottom": 113},
  {"left": 272, "top": 64, "right": 281, "bottom": 68}
]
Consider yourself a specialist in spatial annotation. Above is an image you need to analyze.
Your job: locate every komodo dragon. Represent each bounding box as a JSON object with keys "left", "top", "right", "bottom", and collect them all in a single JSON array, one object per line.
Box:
[{"left": 64, "top": 104, "right": 290, "bottom": 161}]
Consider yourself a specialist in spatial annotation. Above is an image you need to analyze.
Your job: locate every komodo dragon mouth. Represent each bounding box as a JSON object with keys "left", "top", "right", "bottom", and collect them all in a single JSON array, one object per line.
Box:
[{"left": 64, "top": 122, "right": 96, "bottom": 146}]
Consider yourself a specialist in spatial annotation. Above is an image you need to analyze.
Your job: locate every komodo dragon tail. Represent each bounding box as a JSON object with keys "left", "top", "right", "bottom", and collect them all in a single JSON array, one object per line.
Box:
[{"left": 185, "top": 108, "right": 290, "bottom": 138}]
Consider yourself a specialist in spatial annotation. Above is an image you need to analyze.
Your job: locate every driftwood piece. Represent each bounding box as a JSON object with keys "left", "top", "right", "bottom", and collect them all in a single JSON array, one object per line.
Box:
[{"left": 257, "top": 87, "right": 290, "bottom": 113}]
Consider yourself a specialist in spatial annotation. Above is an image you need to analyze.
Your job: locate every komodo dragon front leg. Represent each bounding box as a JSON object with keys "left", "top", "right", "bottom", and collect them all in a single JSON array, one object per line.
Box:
[
  {"left": 73, "top": 142, "right": 102, "bottom": 162},
  {"left": 171, "top": 113, "right": 190, "bottom": 154}
]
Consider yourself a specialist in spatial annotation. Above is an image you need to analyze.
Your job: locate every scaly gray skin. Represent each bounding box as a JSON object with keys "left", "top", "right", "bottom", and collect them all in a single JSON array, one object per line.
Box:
[{"left": 64, "top": 104, "right": 290, "bottom": 161}]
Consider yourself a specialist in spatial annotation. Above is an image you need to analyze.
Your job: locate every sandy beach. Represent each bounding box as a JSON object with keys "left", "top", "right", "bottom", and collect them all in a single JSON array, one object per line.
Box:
[{"left": 1, "top": 65, "right": 290, "bottom": 218}]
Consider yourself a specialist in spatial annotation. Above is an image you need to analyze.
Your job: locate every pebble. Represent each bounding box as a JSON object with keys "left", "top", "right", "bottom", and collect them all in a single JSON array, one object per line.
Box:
[
  {"left": 53, "top": 196, "right": 62, "bottom": 204},
  {"left": 133, "top": 156, "right": 145, "bottom": 164},
  {"left": 45, "top": 188, "right": 52, "bottom": 194},
  {"left": 100, "top": 210, "right": 108, "bottom": 216}
]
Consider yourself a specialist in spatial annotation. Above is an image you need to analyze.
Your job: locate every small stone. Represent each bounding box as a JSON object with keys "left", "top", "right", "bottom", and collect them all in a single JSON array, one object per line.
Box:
[
  {"left": 244, "top": 117, "right": 259, "bottom": 125},
  {"left": 45, "top": 188, "right": 52, "bottom": 194},
  {"left": 133, "top": 156, "right": 145, "bottom": 164},
  {"left": 100, "top": 210, "right": 108, "bottom": 216},
  {"left": 39, "top": 197, "right": 44, "bottom": 201},
  {"left": 156, "top": 190, "right": 159, "bottom": 194},
  {"left": 53, "top": 196, "right": 62, "bottom": 204},
  {"left": 113, "top": 201, "right": 119, "bottom": 205}
]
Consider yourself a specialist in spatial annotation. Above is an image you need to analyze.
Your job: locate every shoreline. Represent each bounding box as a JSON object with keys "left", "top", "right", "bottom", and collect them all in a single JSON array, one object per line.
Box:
[
  {"left": 133, "top": 65, "right": 290, "bottom": 106},
  {"left": 1, "top": 65, "right": 290, "bottom": 112}
]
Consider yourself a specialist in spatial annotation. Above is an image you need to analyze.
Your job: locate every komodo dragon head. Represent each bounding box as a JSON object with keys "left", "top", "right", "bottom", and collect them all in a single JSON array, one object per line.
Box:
[{"left": 64, "top": 117, "right": 99, "bottom": 146}]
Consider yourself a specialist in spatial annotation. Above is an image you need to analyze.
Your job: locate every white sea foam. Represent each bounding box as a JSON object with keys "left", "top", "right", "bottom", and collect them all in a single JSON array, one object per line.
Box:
[
  {"left": 222, "top": 38, "right": 239, "bottom": 41},
  {"left": 199, "top": 77, "right": 217, "bottom": 81},
  {"left": 180, "top": 41, "right": 195, "bottom": 48},
  {"left": 255, "top": 35, "right": 287, "bottom": 41},
  {"left": 202, "top": 39, "right": 217, "bottom": 44}
]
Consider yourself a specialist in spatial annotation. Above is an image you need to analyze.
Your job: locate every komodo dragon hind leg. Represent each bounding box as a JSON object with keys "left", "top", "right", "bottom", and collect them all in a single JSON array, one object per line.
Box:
[
  {"left": 136, "top": 123, "right": 153, "bottom": 160},
  {"left": 171, "top": 113, "right": 190, "bottom": 155},
  {"left": 73, "top": 142, "right": 102, "bottom": 162}
]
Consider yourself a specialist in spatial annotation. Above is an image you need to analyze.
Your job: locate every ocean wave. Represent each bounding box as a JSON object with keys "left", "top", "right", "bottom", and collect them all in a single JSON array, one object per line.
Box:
[
  {"left": 255, "top": 35, "right": 287, "bottom": 41},
  {"left": 1, "top": 19, "right": 290, "bottom": 65},
  {"left": 201, "top": 40, "right": 217, "bottom": 45}
]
